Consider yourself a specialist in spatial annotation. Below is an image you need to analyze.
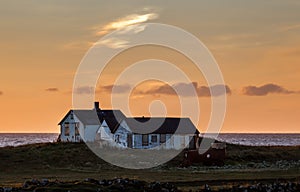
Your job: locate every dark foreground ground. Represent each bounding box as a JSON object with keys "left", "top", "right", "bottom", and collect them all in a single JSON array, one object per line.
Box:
[{"left": 0, "top": 143, "right": 299, "bottom": 191}]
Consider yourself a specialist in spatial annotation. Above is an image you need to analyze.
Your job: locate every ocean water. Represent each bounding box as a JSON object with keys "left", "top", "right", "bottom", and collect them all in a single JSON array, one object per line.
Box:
[
  {"left": 213, "top": 133, "right": 300, "bottom": 146},
  {"left": 0, "top": 133, "right": 299, "bottom": 147},
  {"left": 0, "top": 133, "right": 58, "bottom": 147}
]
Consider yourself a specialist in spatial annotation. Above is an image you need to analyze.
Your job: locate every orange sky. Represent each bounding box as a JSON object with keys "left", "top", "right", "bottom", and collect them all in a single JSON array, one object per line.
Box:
[{"left": 0, "top": 0, "right": 299, "bottom": 133}]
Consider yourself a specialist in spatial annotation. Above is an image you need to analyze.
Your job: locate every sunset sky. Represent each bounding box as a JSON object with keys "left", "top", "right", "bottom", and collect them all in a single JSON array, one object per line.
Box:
[{"left": 0, "top": 0, "right": 300, "bottom": 133}]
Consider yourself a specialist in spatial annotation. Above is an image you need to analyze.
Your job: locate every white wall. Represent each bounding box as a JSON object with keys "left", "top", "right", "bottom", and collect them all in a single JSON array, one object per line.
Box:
[
  {"left": 60, "top": 111, "right": 81, "bottom": 142},
  {"left": 60, "top": 111, "right": 99, "bottom": 142},
  {"left": 60, "top": 114, "right": 198, "bottom": 148},
  {"left": 113, "top": 121, "right": 131, "bottom": 148},
  {"left": 97, "top": 120, "right": 114, "bottom": 141},
  {"left": 114, "top": 120, "right": 198, "bottom": 150},
  {"left": 170, "top": 135, "right": 195, "bottom": 150},
  {"left": 84, "top": 125, "right": 100, "bottom": 142}
]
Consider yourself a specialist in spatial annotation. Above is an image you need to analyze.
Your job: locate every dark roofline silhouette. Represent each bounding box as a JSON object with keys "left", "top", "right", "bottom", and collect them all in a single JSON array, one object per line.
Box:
[
  {"left": 124, "top": 117, "right": 199, "bottom": 135},
  {"left": 58, "top": 102, "right": 199, "bottom": 134}
]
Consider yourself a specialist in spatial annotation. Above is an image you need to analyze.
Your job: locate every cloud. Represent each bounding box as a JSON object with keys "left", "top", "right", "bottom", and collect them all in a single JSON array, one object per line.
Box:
[
  {"left": 73, "top": 86, "right": 94, "bottom": 95},
  {"left": 137, "top": 83, "right": 175, "bottom": 96},
  {"left": 64, "top": 9, "right": 159, "bottom": 50},
  {"left": 242, "top": 83, "right": 298, "bottom": 96},
  {"left": 136, "top": 82, "right": 231, "bottom": 97},
  {"left": 94, "top": 12, "right": 159, "bottom": 36},
  {"left": 0, "top": 91, "right": 3, "bottom": 95},
  {"left": 101, "top": 84, "right": 131, "bottom": 94},
  {"left": 97, "top": 38, "right": 129, "bottom": 49},
  {"left": 96, "top": 82, "right": 231, "bottom": 97},
  {"left": 197, "top": 84, "right": 232, "bottom": 97},
  {"left": 45, "top": 88, "right": 59, "bottom": 92},
  {"left": 279, "top": 23, "right": 300, "bottom": 32}
]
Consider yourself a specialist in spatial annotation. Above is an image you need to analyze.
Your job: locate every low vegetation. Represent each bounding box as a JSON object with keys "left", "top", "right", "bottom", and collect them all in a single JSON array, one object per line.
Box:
[{"left": 0, "top": 142, "right": 299, "bottom": 190}]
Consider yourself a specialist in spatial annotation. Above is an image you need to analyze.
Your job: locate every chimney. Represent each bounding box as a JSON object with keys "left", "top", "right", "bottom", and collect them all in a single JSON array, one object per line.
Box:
[{"left": 94, "top": 102, "right": 100, "bottom": 110}]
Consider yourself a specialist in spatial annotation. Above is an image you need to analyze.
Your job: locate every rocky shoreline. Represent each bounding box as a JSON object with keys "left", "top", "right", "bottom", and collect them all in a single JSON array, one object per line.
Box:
[{"left": 1, "top": 178, "right": 299, "bottom": 192}]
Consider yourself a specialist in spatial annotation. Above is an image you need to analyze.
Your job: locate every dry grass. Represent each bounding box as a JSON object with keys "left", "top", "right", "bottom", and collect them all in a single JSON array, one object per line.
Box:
[{"left": 0, "top": 142, "right": 299, "bottom": 187}]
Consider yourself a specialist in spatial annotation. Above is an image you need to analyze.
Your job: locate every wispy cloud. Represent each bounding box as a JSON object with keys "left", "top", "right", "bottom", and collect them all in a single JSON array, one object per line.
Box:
[
  {"left": 242, "top": 83, "right": 299, "bottom": 96},
  {"left": 45, "top": 88, "right": 59, "bottom": 92},
  {"left": 95, "top": 13, "right": 159, "bottom": 36},
  {"left": 97, "top": 38, "right": 129, "bottom": 49},
  {"left": 63, "top": 9, "right": 159, "bottom": 50}
]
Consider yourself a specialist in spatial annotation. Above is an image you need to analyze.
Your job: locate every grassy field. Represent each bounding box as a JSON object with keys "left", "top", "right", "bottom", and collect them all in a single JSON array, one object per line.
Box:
[{"left": 0, "top": 142, "right": 299, "bottom": 190}]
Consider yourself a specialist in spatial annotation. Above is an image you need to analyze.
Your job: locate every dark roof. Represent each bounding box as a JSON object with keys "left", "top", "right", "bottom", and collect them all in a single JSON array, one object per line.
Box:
[
  {"left": 58, "top": 110, "right": 99, "bottom": 125},
  {"left": 58, "top": 109, "right": 125, "bottom": 132},
  {"left": 58, "top": 110, "right": 73, "bottom": 125},
  {"left": 124, "top": 117, "right": 199, "bottom": 135},
  {"left": 99, "top": 110, "right": 126, "bottom": 133}
]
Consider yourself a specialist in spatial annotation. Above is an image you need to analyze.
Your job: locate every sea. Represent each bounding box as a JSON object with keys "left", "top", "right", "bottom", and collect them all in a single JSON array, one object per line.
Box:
[{"left": 0, "top": 133, "right": 299, "bottom": 148}]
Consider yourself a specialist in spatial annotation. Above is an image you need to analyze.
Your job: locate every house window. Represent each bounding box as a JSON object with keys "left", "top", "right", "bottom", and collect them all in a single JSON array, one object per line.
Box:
[
  {"left": 142, "top": 135, "right": 149, "bottom": 146},
  {"left": 75, "top": 122, "right": 80, "bottom": 136},
  {"left": 115, "top": 135, "right": 120, "bottom": 143},
  {"left": 64, "top": 123, "right": 70, "bottom": 136},
  {"left": 181, "top": 136, "right": 185, "bottom": 148},
  {"left": 170, "top": 135, "right": 174, "bottom": 146},
  {"left": 70, "top": 113, "right": 74, "bottom": 120},
  {"left": 75, "top": 128, "right": 79, "bottom": 136},
  {"left": 151, "top": 135, "right": 157, "bottom": 142},
  {"left": 160, "top": 134, "right": 166, "bottom": 143}
]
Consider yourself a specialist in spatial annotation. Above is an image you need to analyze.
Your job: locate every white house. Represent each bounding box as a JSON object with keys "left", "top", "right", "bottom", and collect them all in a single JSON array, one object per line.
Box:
[
  {"left": 58, "top": 102, "right": 125, "bottom": 142},
  {"left": 99, "top": 117, "right": 199, "bottom": 150},
  {"left": 58, "top": 102, "right": 199, "bottom": 150}
]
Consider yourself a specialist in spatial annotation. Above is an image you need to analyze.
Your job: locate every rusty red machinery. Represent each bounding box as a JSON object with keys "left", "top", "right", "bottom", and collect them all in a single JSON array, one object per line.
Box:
[{"left": 182, "top": 140, "right": 226, "bottom": 167}]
